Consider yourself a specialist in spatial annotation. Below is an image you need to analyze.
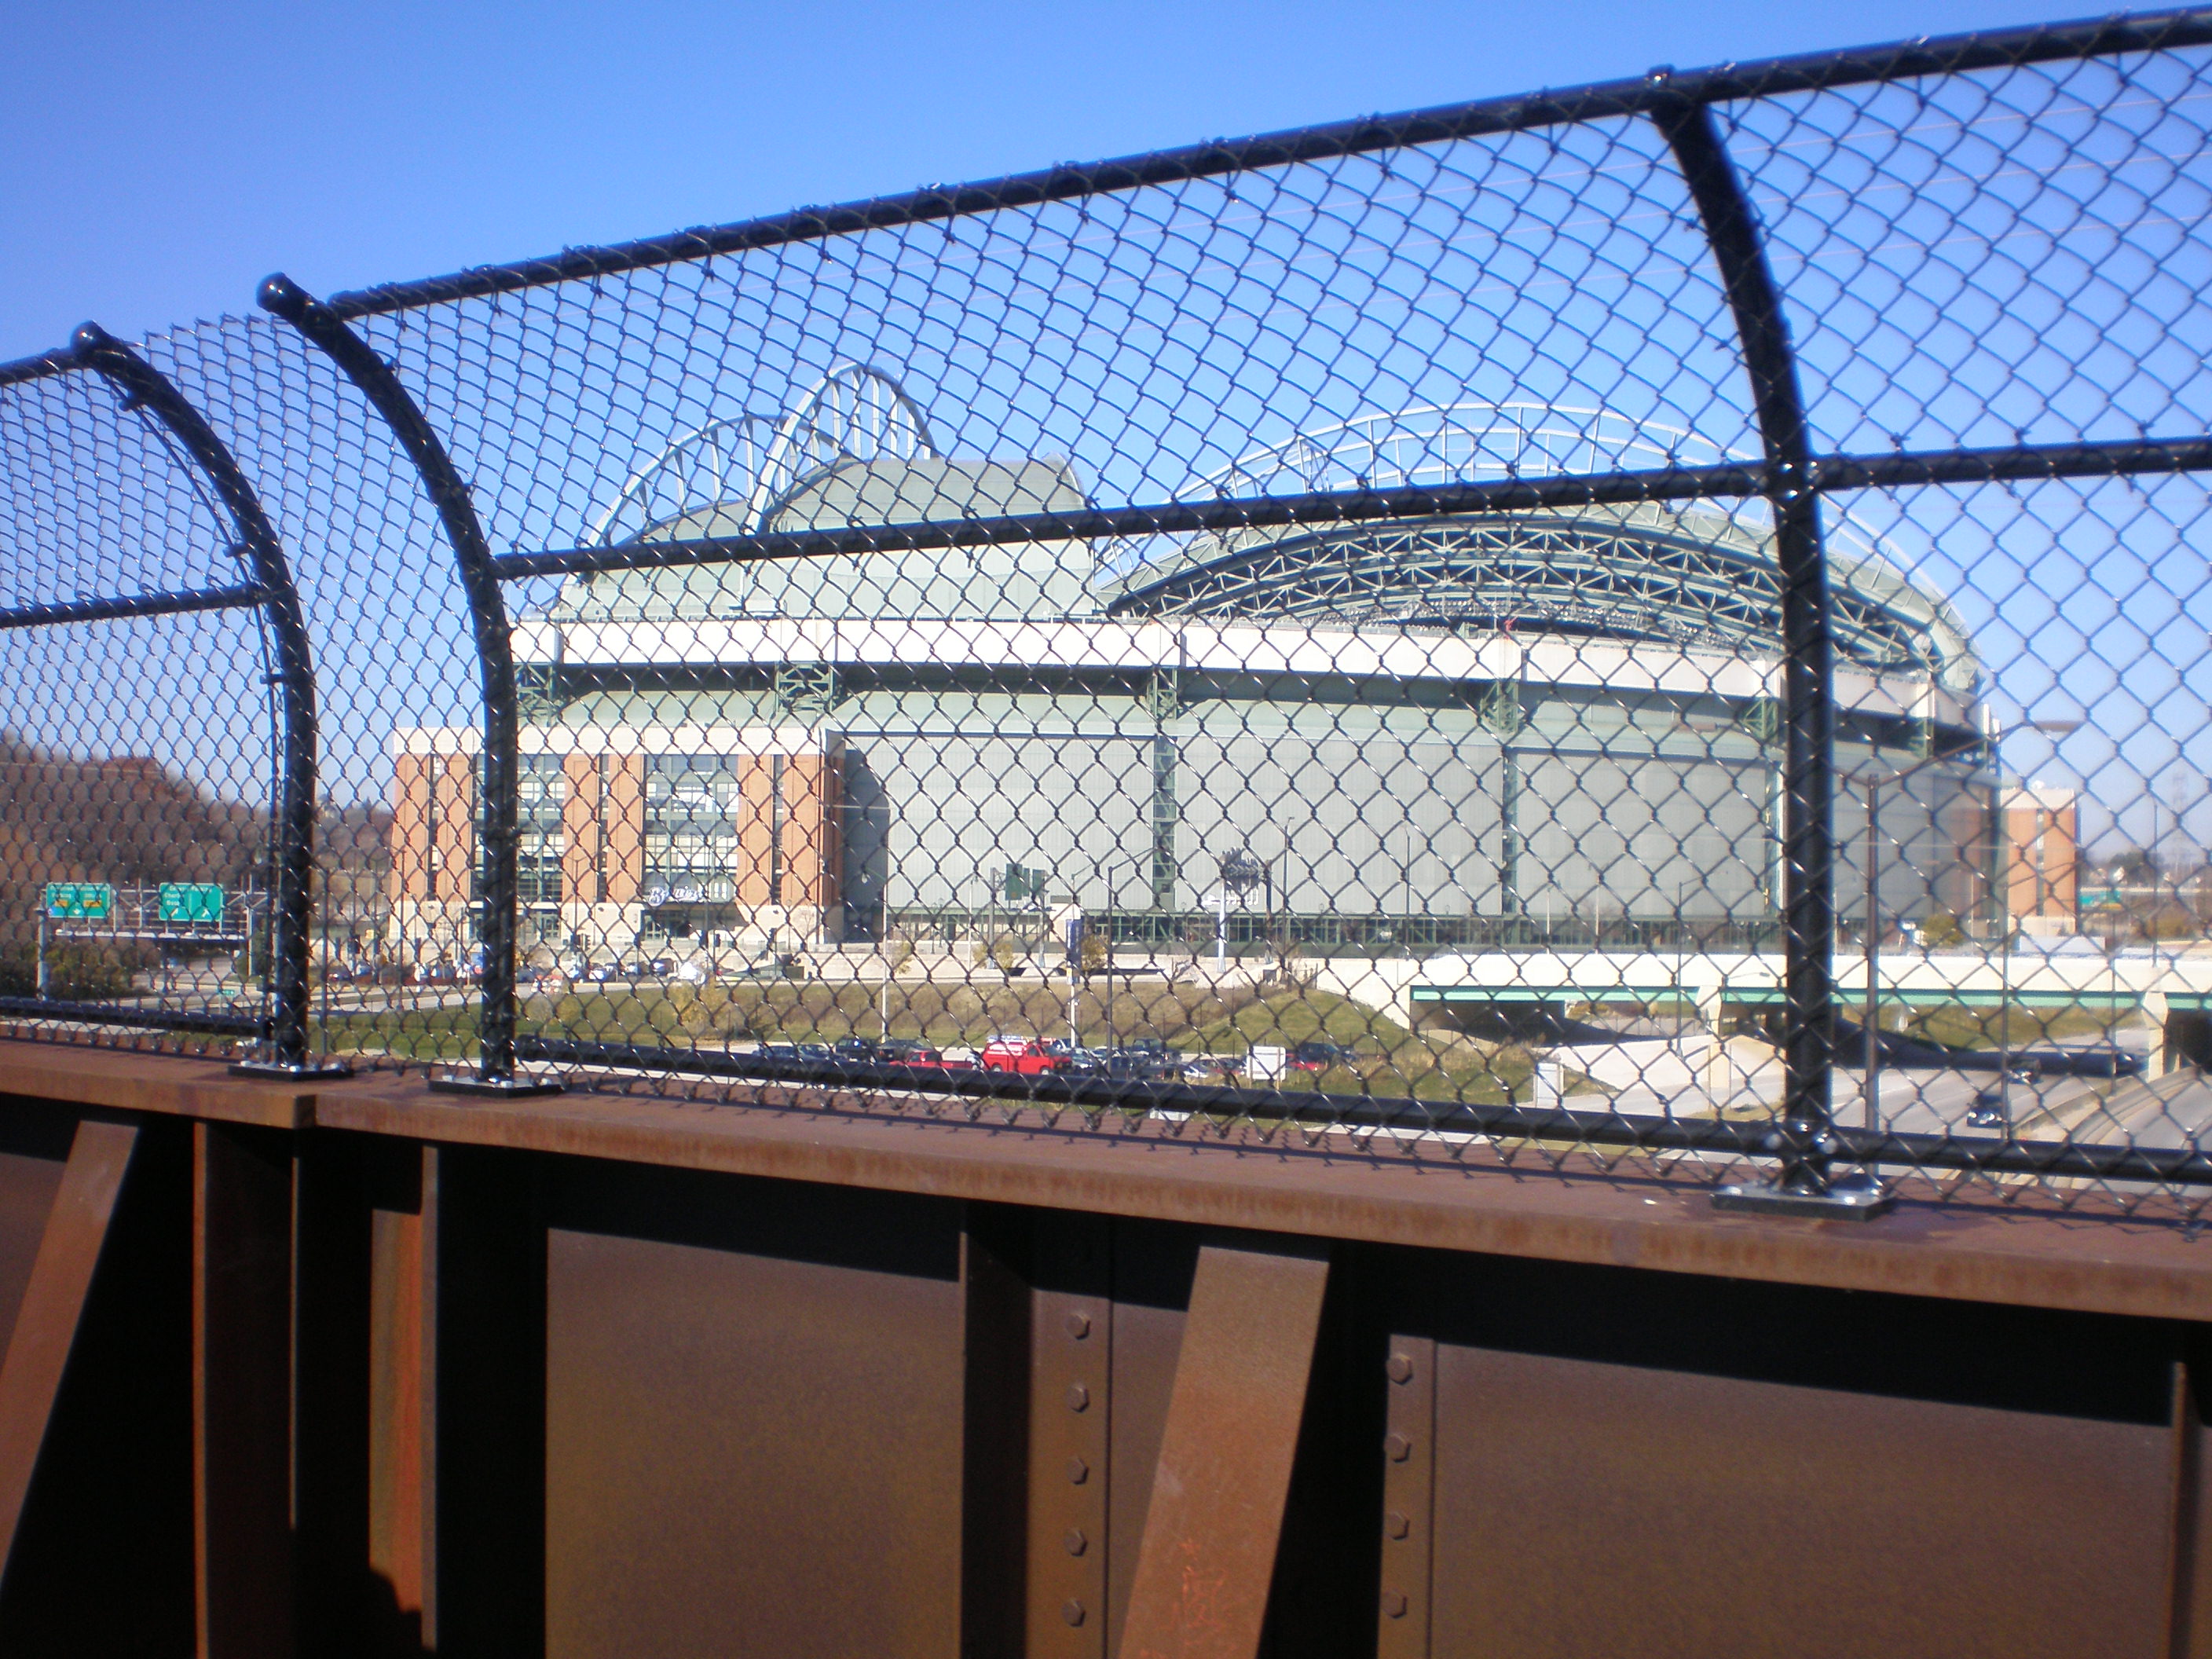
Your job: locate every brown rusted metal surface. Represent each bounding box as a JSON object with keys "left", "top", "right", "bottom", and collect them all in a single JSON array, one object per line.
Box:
[
  {"left": 368, "top": 1188, "right": 426, "bottom": 1639},
  {"left": 1424, "top": 1250, "right": 2182, "bottom": 1659},
  {"left": 541, "top": 1162, "right": 966, "bottom": 1659},
  {"left": 21, "top": 1045, "right": 2212, "bottom": 1328},
  {"left": 192, "top": 1121, "right": 295, "bottom": 1659},
  {"left": 304, "top": 1064, "right": 2212, "bottom": 1326},
  {"left": 0, "top": 1047, "right": 313, "bottom": 1128},
  {"left": 1117, "top": 1234, "right": 1330, "bottom": 1659},
  {"left": 0, "top": 1114, "right": 136, "bottom": 1579},
  {"left": 2170, "top": 1361, "right": 2201, "bottom": 1658},
  {"left": 0, "top": 1049, "right": 2210, "bottom": 1655},
  {"left": 1105, "top": 1223, "right": 1196, "bottom": 1647}
]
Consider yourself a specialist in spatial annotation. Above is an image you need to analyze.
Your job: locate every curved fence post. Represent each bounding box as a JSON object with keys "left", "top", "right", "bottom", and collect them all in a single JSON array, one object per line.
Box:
[
  {"left": 258, "top": 276, "right": 553, "bottom": 1096},
  {"left": 65, "top": 324, "right": 347, "bottom": 1079},
  {"left": 1650, "top": 90, "right": 1878, "bottom": 1215}
]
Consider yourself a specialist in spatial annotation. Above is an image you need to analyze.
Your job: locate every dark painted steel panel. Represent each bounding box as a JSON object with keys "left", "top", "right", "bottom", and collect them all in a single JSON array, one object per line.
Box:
[
  {"left": 192, "top": 1121, "right": 295, "bottom": 1659},
  {"left": 0, "top": 1108, "right": 75, "bottom": 1364},
  {"left": 0, "top": 1115, "right": 192, "bottom": 1656},
  {"left": 544, "top": 1163, "right": 966, "bottom": 1659}
]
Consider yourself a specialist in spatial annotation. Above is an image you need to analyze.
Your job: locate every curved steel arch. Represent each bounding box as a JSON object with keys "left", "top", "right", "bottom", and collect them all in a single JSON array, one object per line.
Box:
[
  {"left": 1188, "top": 401, "right": 1743, "bottom": 500},
  {"left": 0, "top": 327, "right": 332, "bottom": 1065},
  {"left": 588, "top": 412, "right": 776, "bottom": 549},
  {"left": 258, "top": 275, "right": 552, "bottom": 1094},
  {"left": 588, "top": 363, "right": 942, "bottom": 550},
  {"left": 749, "top": 361, "right": 940, "bottom": 529}
]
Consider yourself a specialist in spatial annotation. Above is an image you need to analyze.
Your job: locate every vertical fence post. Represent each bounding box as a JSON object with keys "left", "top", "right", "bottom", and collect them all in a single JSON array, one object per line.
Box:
[
  {"left": 257, "top": 277, "right": 554, "bottom": 1096},
  {"left": 67, "top": 326, "right": 344, "bottom": 1079},
  {"left": 1651, "top": 89, "right": 1887, "bottom": 1216}
]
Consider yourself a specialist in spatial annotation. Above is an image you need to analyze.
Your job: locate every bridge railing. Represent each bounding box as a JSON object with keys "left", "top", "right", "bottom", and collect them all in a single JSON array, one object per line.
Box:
[{"left": 5, "top": 10, "right": 2212, "bottom": 1215}]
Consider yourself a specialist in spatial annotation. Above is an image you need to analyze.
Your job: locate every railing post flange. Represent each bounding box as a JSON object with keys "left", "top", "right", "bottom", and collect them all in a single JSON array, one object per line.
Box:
[
  {"left": 1712, "top": 1172, "right": 1896, "bottom": 1220},
  {"left": 427, "top": 1075, "right": 562, "bottom": 1098}
]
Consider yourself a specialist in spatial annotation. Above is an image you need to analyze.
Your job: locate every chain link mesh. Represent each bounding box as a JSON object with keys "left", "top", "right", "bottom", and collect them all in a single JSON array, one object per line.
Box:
[{"left": 6, "top": 13, "right": 2212, "bottom": 1212}]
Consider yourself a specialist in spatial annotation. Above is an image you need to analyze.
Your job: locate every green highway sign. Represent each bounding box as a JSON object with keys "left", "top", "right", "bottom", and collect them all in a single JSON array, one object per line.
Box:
[
  {"left": 42, "top": 882, "right": 112, "bottom": 921},
  {"left": 159, "top": 884, "right": 225, "bottom": 925}
]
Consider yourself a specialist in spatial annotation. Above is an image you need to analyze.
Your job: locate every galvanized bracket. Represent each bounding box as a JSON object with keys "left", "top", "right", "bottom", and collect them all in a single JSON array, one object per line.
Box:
[{"left": 1713, "top": 1170, "right": 1895, "bottom": 1220}]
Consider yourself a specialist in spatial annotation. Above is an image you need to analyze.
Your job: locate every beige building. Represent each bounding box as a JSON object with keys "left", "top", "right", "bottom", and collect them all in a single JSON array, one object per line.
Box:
[{"left": 2001, "top": 782, "right": 2079, "bottom": 932}]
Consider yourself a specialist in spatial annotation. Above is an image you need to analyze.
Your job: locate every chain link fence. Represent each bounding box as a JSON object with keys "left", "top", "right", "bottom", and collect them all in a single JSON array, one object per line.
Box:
[{"left": 6, "top": 11, "right": 2212, "bottom": 1214}]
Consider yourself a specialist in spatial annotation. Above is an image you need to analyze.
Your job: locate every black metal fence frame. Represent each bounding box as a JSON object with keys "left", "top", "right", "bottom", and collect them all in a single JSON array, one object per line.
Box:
[
  {"left": 0, "top": 327, "right": 326, "bottom": 1065},
  {"left": 6, "top": 9, "right": 2212, "bottom": 1198}
]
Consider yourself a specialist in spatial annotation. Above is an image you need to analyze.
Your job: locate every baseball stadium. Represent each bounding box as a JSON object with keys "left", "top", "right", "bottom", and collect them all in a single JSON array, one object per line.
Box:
[{"left": 382, "top": 365, "right": 2000, "bottom": 975}]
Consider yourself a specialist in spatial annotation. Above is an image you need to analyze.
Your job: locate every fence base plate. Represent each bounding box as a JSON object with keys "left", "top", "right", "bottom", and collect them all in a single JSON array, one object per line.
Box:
[
  {"left": 1712, "top": 1174, "right": 1895, "bottom": 1221},
  {"left": 230, "top": 1059, "right": 355, "bottom": 1081},
  {"left": 428, "top": 1072, "right": 563, "bottom": 1098}
]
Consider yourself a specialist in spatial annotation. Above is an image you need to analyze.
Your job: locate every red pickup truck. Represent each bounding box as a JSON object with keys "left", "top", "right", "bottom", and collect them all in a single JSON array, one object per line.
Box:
[{"left": 979, "top": 1038, "right": 1068, "bottom": 1076}]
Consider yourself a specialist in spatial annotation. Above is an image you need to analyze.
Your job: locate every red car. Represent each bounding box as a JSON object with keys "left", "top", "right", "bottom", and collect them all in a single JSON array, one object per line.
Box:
[{"left": 980, "top": 1038, "right": 1068, "bottom": 1076}]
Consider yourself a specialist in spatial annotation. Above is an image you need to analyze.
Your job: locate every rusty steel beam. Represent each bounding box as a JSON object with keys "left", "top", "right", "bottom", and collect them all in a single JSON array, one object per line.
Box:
[
  {"left": 1376, "top": 1334, "right": 1437, "bottom": 1657},
  {"left": 0, "top": 1116, "right": 137, "bottom": 1582},
  {"left": 2170, "top": 1353, "right": 2212, "bottom": 1658},
  {"left": 1026, "top": 1212, "right": 1114, "bottom": 1656},
  {"left": 1118, "top": 1234, "right": 1331, "bottom": 1659}
]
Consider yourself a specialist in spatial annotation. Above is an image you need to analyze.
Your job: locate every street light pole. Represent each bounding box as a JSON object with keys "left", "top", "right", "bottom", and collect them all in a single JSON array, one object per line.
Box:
[
  {"left": 1845, "top": 716, "right": 2078, "bottom": 1140},
  {"left": 1849, "top": 756, "right": 1955, "bottom": 1133}
]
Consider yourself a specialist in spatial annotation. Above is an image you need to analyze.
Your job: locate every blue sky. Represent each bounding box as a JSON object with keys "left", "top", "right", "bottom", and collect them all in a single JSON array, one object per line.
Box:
[
  {"left": 3, "top": 1, "right": 2201, "bottom": 860},
  {"left": 2, "top": 0, "right": 2075, "bottom": 361}
]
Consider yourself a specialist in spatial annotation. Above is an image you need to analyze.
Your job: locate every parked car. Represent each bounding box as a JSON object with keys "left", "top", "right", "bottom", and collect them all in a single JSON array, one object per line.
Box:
[
  {"left": 980, "top": 1038, "right": 1070, "bottom": 1075},
  {"left": 1290, "top": 1039, "right": 1355, "bottom": 1072},
  {"left": 1107, "top": 1046, "right": 1188, "bottom": 1081},
  {"left": 880, "top": 1042, "right": 954, "bottom": 1071},
  {"left": 834, "top": 1038, "right": 883, "bottom": 1064}
]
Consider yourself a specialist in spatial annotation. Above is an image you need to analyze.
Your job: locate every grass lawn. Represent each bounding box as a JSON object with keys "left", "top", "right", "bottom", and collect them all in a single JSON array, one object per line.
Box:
[{"left": 314, "top": 977, "right": 1613, "bottom": 1105}]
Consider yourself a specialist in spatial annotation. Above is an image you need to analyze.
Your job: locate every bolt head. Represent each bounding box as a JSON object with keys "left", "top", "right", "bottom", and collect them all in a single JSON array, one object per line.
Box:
[
  {"left": 1383, "top": 1591, "right": 1408, "bottom": 1619},
  {"left": 1064, "top": 1309, "right": 1092, "bottom": 1339},
  {"left": 1068, "top": 1456, "right": 1090, "bottom": 1484},
  {"left": 1064, "top": 1528, "right": 1088, "bottom": 1556},
  {"left": 1385, "top": 1353, "right": 1414, "bottom": 1384},
  {"left": 1063, "top": 1599, "right": 1087, "bottom": 1627},
  {"left": 1386, "top": 1509, "right": 1410, "bottom": 1540},
  {"left": 1067, "top": 1382, "right": 1090, "bottom": 1412},
  {"left": 1385, "top": 1432, "right": 1412, "bottom": 1463}
]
